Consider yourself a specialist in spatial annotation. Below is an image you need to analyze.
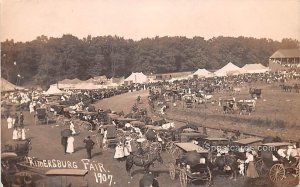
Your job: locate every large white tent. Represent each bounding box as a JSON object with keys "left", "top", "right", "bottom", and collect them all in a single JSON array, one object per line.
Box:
[
  {"left": 1, "top": 78, "right": 24, "bottom": 92},
  {"left": 124, "top": 72, "right": 148, "bottom": 84},
  {"left": 43, "top": 84, "right": 66, "bottom": 95},
  {"left": 214, "top": 62, "right": 246, "bottom": 77},
  {"left": 193, "top": 69, "right": 213, "bottom": 78},
  {"left": 242, "top": 63, "right": 269, "bottom": 74}
]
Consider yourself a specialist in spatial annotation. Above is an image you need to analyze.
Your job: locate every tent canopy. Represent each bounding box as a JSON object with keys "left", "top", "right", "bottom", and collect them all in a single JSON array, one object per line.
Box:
[
  {"left": 242, "top": 63, "right": 269, "bottom": 74},
  {"left": 43, "top": 84, "right": 66, "bottom": 95},
  {"left": 124, "top": 72, "right": 148, "bottom": 84},
  {"left": 1, "top": 78, "right": 24, "bottom": 92},
  {"left": 193, "top": 69, "right": 213, "bottom": 78},
  {"left": 214, "top": 62, "right": 245, "bottom": 77}
]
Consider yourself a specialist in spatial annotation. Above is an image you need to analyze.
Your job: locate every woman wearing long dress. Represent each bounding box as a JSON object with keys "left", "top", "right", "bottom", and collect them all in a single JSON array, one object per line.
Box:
[
  {"left": 66, "top": 136, "right": 75, "bottom": 154},
  {"left": 12, "top": 128, "right": 18, "bottom": 140},
  {"left": 245, "top": 151, "right": 259, "bottom": 178},
  {"left": 69, "top": 121, "right": 76, "bottom": 135},
  {"left": 7, "top": 116, "right": 13, "bottom": 129},
  {"left": 21, "top": 128, "right": 26, "bottom": 140}
]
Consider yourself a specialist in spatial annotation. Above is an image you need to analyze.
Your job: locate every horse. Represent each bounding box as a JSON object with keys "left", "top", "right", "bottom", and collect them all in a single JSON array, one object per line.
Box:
[
  {"left": 125, "top": 151, "right": 163, "bottom": 176},
  {"left": 208, "top": 153, "right": 239, "bottom": 181}
]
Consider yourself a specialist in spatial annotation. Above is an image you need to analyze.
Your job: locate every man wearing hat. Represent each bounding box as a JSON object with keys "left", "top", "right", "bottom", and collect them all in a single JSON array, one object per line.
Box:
[
  {"left": 139, "top": 172, "right": 159, "bottom": 187},
  {"left": 83, "top": 136, "right": 95, "bottom": 159}
]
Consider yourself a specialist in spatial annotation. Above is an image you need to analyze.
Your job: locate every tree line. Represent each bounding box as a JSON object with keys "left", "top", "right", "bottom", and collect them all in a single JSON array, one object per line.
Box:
[{"left": 1, "top": 35, "right": 298, "bottom": 88}]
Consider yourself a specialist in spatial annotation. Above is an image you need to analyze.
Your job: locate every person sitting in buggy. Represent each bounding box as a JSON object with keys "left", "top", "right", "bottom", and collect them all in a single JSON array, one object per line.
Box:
[{"left": 286, "top": 144, "right": 299, "bottom": 164}]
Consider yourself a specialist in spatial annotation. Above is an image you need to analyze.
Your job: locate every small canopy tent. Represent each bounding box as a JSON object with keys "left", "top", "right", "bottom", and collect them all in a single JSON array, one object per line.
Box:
[
  {"left": 193, "top": 69, "right": 213, "bottom": 78},
  {"left": 124, "top": 72, "right": 148, "bottom": 84},
  {"left": 43, "top": 84, "right": 67, "bottom": 95},
  {"left": 1, "top": 78, "right": 24, "bottom": 92},
  {"left": 242, "top": 63, "right": 269, "bottom": 74},
  {"left": 214, "top": 62, "right": 246, "bottom": 77}
]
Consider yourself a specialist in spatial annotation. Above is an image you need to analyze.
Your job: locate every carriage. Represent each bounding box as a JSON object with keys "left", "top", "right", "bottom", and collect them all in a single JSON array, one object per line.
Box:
[
  {"left": 249, "top": 88, "right": 262, "bottom": 98},
  {"left": 231, "top": 137, "right": 263, "bottom": 159},
  {"left": 35, "top": 108, "right": 49, "bottom": 125},
  {"left": 3, "top": 139, "right": 32, "bottom": 159},
  {"left": 236, "top": 100, "right": 256, "bottom": 115},
  {"left": 200, "top": 137, "right": 230, "bottom": 154},
  {"left": 255, "top": 142, "right": 299, "bottom": 184},
  {"left": 1, "top": 152, "right": 36, "bottom": 187},
  {"left": 218, "top": 98, "right": 237, "bottom": 114},
  {"left": 168, "top": 142, "right": 212, "bottom": 187}
]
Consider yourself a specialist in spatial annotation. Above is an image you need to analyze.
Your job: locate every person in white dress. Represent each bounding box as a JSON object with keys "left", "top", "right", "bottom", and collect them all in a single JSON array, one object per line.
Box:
[
  {"left": 12, "top": 128, "right": 18, "bottom": 140},
  {"left": 21, "top": 128, "right": 26, "bottom": 140},
  {"left": 114, "top": 142, "right": 125, "bottom": 160},
  {"left": 7, "top": 116, "right": 13, "bottom": 129},
  {"left": 69, "top": 121, "right": 76, "bottom": 135},
  {"left": 66, "top": 136, "right": 75, "bottom": 154},
  {"left": 124, "top": 138, "right": 132, "bottom": 156}
]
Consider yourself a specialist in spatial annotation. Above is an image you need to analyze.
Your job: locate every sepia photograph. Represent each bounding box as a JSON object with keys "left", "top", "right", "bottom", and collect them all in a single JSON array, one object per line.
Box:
[{"left": 1, "top": 0, "right": 300, "bottom": 186}]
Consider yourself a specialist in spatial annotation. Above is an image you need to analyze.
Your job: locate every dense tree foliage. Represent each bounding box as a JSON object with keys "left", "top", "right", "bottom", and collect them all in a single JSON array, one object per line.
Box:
[{"left": 1, "top": 35, "right": 298, "bottom": 87}]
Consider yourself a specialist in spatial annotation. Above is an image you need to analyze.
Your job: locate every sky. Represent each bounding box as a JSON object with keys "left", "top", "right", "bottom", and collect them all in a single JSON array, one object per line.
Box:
[{"left": 1, "top": 0, "right": 299, "bottom": 42}]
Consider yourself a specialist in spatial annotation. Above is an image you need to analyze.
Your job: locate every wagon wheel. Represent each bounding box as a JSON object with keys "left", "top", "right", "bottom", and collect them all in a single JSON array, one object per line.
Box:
[
  {"left": 165, "top": 141, "right": 176, "bottom": 154},
  {"left": 116, "top": 129, "right": 125, "bottom": 139},
  {"left": 296, "top": 163, "right": 299, "bottom": 177},
  {"left": 141, "top": 140, "right": 150, "bottom": 151},
  {"left": 255, "top": 159, "right": 267, "bottom": 177},
  {"left": 150, "top": 142, "right": 162, "bottom": 154},
  {"left": 169, "top": 163, "right": 176, "bottom": 180},
  {"left": 200, "top": 166, "right": 212, "bottom": 187},
  {"left": 269, "top": 164, "right": 285, "bottom": 182},
  {"left": 179, "top": 168, "right": 188, "bottom": 187},
  {"left": 129, "top": 132, "right": 139, "bottom": 140}
]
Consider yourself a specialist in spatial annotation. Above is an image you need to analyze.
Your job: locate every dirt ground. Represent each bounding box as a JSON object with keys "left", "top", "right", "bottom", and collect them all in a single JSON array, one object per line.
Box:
[{"left": 1, "top": 87, "right": 299, "bottom": 187}]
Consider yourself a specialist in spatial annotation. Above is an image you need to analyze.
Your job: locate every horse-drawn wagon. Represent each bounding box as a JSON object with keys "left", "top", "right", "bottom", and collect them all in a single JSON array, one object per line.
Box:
[
  {"left": 255, "top": 142, "right": 299, "bottom": 184},
  {"left": 168, "top": 142, "right": 212, "bottom": 187},
  {"left": 249, "top": 88, "right": 262, "bottom": 99},
  {"left": 236, "top": 100, "right": 256, "bottom": 115},
  {"left": 218, "top": 98, "right": 237, "bottom": 114},
  {"left": 34, "top": 108, "right": 49, "bottom": 125},
  {"left": 45, "top": 169, "right": 88, "bottom": 187}
]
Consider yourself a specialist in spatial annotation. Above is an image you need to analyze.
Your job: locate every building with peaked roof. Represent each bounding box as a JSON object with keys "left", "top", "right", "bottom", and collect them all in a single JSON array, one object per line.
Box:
[{"left": 269, "top": 49, "right": 300, "bottom": 71}]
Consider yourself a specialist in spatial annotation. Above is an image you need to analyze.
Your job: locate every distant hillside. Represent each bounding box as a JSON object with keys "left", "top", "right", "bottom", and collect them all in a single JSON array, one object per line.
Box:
[{"left": 1, "top": 35, "right": 298, "bottom": 88}]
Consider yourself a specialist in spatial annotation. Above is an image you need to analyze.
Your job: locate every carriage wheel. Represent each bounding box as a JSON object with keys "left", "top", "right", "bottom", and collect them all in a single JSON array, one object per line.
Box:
[
  {"left": 142, "top": 140, "right": 150, "bottom": 151},
  {"left": 269, "top": 164, "right": 285, "bottom": 182},
  {"left": 169, "top": 163, "right": 176, "bottom": 180},
  {"left": 150, "top": 142, "right": 162, "bottom": 154},
  {"left": 179, "top": 169, "right": 188, "bottom": 187},
  {"left": 129, "top": 133, "right": 139, "bottom": 140},
  {"left": 255, "top": 159, "right": 267, "bottom": 177},
  {"left": 296, "top": 163, "right": 299, "bottom": 177},
  {"left": 201, "top": 166, "right": 212, "bottom": 187},
  {"left": 165, "top": 141, "right": 176, "bottom": 154},
  {"left": 116, "top": 129, "right": 125, "bottom": 139}
]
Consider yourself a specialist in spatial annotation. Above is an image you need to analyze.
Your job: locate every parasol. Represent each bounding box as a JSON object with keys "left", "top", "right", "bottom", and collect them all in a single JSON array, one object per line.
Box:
[{"left": 61, "top": 129, "right": 72, "bottom": 137}]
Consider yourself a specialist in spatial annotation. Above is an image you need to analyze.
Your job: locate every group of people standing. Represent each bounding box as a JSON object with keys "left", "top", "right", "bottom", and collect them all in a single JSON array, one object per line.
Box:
[{"left": 7, "top": 112, "right": 26, "bottom": 141}]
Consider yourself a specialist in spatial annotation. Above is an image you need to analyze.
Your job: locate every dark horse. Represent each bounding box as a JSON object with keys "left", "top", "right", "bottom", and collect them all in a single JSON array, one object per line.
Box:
[
  {"left": 208, "top": 154, "right": 239, "bottom": 181},
  {"left": 125, "top": 151, "right": 163, "bottom": 176}
]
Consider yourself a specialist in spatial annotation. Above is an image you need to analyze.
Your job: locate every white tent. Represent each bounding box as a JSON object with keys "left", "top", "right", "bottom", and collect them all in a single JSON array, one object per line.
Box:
[
  {"left": 214, "top": 62, "right": 246, "bottom": 77},
  {"left": 1, "top": 78, "right": 24, "bottom": 92},
  {"left": 193, "top": 69, "right": 213, "bottom": 78},
  {"left": 124, "top": 72, "right": 148, "bottom": 84},
  {"left": 242, "top": 64, "right": 269, "bottom": 74},
  {"left": 43, "top": 84, "right": 66, "bottom": 95}
]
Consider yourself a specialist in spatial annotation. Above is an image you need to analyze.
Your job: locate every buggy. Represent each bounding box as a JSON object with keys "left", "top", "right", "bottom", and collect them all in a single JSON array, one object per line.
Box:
[
  {"left": 45, "top": 169, "right": 89, "bottom": 187},
  {"left": 168, "top": 142, "right": 212, "bottom": 187},
  {"left": 249, "top": 88, "right": 262, "bottom": 99},
  {"left": 255, "top": 142, "right": 299, "bottom": 184},
  {"left": 218, "top": 98, "right": 237, "bottom": 114},
  {"left": 34, "top": 108, "right": 49, "bottom": 125},
  {"left": 236, "top": 100, "right": 256, "bottom": 115}
]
